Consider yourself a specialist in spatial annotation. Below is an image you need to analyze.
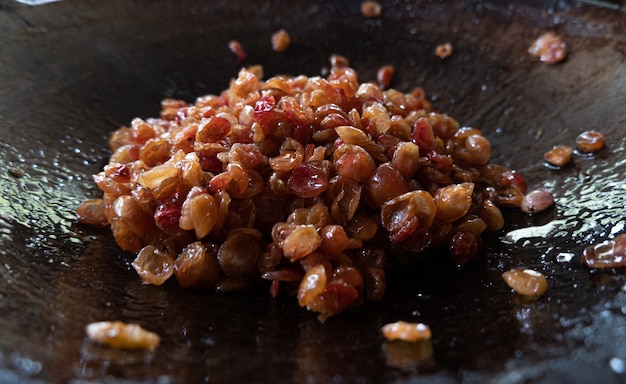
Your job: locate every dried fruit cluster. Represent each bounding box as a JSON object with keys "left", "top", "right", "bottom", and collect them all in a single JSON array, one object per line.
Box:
[{"left": 78, "top": 63, "right": 530, "bottom": 320}]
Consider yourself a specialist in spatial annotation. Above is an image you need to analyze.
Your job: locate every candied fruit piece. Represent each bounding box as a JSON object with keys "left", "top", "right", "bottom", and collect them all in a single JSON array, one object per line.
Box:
[
  {"left": 174, "top": 242, "right": 221, "bottom": 288},
  {"left": 434, "top": 183, "right": 474, "bottom": 222},
  {"left": 83, "top": 62, "right": 538, "bottom": 321},
  {"left": 361, "top": 1, "right": 382, "bottom": 18},
  {"left": 582, "top": 234, "right": 626, "bottom": 269},
  {"left": 520, "top": 188, "right": 554, "bottom": 214},
  {"left": 287, "top": 163, "right": 329, "bottom": 198},
  {"left": 382, "top": 321, "right": 432, "bottom": 342},
  {"left": 271, "top": 29, "right": 291, "bottom": 53},
  {"left": 76, "top": 199, "right": 109, "bottom": 228},
  {"left": 217, "top": 229, "right": 262, "bottom": 277},
  {"left": 377, "top": 65, "right": 394, "bottom": 88},
  {"left": 529, "top": 32, "right": 567, "bottom": 64},
  {"left": 282, "top": 225, "right": 322, "bottom": 261},
  {"left": 576, "top": 130, "right": 605, "bottom": 153},
  {"left": 131, "top": 245, "right": 175, "bottom": 286},
  {"left": 365, "top": 163, "right": 408, "bottom": 208},
  {"left": 502, "top": 268, "right": 548, "bottom": 296},
  {"left": 435, "top": 42, "right": 453, "bottom": 59},
  {"left": 544, "top": 145, "right": 573, "bottom": 167},
  {"left": 86, "top": 321, "right": 160, "bottom": 351},
  {"left": 228, "top": 40, "right": 247, "bottom": 61}
]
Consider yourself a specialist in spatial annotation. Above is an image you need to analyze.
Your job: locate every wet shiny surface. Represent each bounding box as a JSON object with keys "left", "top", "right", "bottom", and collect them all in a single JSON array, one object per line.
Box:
[{"left": 1, "top": 0, "right": 626, "bottom": 382}]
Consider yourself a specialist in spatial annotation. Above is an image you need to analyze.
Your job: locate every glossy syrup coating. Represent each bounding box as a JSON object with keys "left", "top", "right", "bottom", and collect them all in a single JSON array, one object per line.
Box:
[{"left": 77, "top": 62, "right": 532, "bottom": 320}]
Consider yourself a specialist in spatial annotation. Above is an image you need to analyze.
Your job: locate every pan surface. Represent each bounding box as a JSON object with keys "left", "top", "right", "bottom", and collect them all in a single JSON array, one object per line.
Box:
[{"left": 1, "top": 0, "right": 626, "bottom": 382}]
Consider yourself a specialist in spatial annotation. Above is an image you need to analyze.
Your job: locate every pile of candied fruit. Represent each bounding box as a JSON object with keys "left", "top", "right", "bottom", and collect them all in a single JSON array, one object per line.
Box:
[{"left": 78, "top": 61, "right": 543, "bottom": 321}]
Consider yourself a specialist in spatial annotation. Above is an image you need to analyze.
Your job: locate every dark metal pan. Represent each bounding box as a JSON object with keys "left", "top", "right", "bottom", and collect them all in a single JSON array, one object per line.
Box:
[{"left": 1, "top": 0, "right": 625, "bottom": 382}]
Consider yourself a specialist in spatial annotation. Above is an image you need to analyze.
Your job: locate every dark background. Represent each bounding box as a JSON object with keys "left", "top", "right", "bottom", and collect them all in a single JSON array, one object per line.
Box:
[{"left": 1, "top": 0, "right": 625, "bottom": 382}]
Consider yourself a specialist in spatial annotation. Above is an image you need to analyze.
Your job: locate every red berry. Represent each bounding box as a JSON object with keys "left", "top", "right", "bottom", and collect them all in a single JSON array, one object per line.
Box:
[
  {"left": 154, "top": 202, "right": 183, "bottom": 236},
  {"left": 287, "top": 163, "right": 329, "bottom": 198}
]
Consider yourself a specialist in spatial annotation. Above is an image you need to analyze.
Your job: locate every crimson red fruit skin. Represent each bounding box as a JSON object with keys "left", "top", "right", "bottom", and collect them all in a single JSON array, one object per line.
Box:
[
  {"left": 287, "top": 163, "right": 329, "bottom": 198},
  {"left": 77, "top": 61, "right": 539, "bottom": 320},
  {"left": 154, "top": 202, "right": 183, "bottom": 237},
  {"left": 411, "top": 117, "right": 435, "bottom": 154},
  {"left": 228, "top": 40, "right": 247, "bottom": 61}
]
